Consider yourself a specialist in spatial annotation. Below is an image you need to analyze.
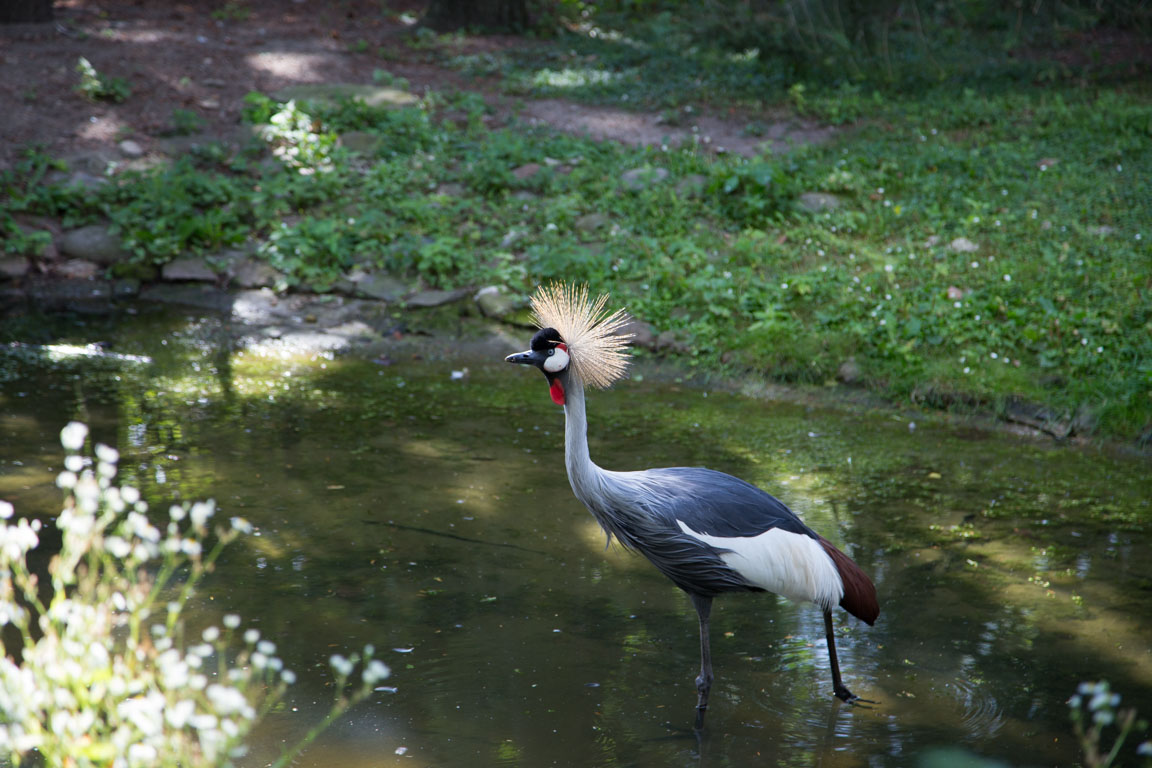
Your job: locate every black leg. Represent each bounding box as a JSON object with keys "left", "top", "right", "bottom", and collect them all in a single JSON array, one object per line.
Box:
[
  {"left": 825, "top": 610, "right": 873, "bottom": 705},
  {"left": 690, "top": 594, "right": 714, "bottom": 729}
]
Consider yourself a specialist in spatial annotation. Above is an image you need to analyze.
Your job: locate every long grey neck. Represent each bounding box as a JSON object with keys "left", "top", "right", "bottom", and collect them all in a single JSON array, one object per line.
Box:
[{"left": 562, "top": 374, "right": 607, "bottom": 508}]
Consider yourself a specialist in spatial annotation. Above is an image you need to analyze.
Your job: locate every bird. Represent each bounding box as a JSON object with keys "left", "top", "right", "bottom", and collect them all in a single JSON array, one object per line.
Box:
[{"left": 505, "top": 283, "right": 879, "bottom": 726}]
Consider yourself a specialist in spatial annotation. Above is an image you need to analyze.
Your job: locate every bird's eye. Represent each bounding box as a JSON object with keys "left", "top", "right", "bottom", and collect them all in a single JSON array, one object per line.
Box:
[{"left": 547, "top": 349, "right": 555, "bottom": 356}]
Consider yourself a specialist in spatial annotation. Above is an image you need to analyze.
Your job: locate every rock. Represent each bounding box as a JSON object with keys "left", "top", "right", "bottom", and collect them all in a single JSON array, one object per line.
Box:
[
  {"left": 0, "top": 256, "right": 30, "bottom": 280},
  {"left": 621, "top": 167, "right": 669, "bottom": 191},
  {"left": 138, "top": 283, "right": 234, "bottom": 312},
  {"left": 675, "top": 174, "right": 708, "bottom": 198},
  {"left": 949, "top": 237, "right": 979, "bottom": 253},
  {"left": 112, "top": 278, "right": 141, "bottom": 298},
  {"left": 23, "top": 277, "right": 114, "bottom": 304},
  {"left": 162, "top": 257, "right": 218, "bottom": 282},
  {"left": 405, "top": 287, "right": 471, "bottom": 308},
  {"left": 270, "top": 83, "right": 419, "bottom": 109},
  {"left": 59, "top": 225, "right": 126, "bottom": 265},
  {"left": 837, "top": 358, "right": 862, "bottom": 385},
  {"left": 326, "top": 320, "right": 381, "bottom": 342},
  {"left": 474, "top": 285, "right": 519, "bottom": 318},
  {"left": 52, "top": 259, "right": 101, "bottom": 279},
  {"left": 109, "top": 261, "right": 160, "bottom": 281},
  {"left": 63, "top": 171, "right": 108, "bottom": 190},
  {"left": 655, "top": 329, "right": 683, "bottom": 352},
  {"left": 118, "top": 139, "right": 144, "bottom": 158},
  {"left": 617, "top": 318, "right": 657, "bottom": 349},
  {"left": 231, "top": 258, "right": 283, "bottom": 289},
  {"left": 500, "top": 228, "right": 527, "bottom": 248},
  {"left": 339, "top": 130, "right": 382, "bottom": 154},
  {"left": 798, "top": 192, "right": 841, "bottom": 213},
  {"left": 1072, "top": 403, "right": 1099, "bottom": 435},
  {"left": 574, "top": 213, "right": 610, "bottom": 233},
  {"left": 351, "top": 272, "right": 407, "bottom": 302},
  {"left": 512, "top": 163, "right": 543, "bottom": 180}
]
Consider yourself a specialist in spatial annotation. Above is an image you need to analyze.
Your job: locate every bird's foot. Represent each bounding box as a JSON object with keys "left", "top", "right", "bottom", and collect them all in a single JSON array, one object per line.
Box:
[
  {"left": 833, "top": 685, "right": 877, "bottom": 707},
  {"left": 693, "top": 704, "right": 708, "bottom": 732}
]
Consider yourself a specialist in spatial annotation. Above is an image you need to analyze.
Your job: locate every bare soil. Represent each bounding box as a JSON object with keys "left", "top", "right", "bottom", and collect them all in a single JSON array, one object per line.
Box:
[{"left": 0, "top": 0, "right": 830, "bottom": 169}]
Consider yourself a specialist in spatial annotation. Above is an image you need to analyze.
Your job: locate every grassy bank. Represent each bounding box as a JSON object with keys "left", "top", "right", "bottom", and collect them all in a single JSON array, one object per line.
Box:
[{"left": 2, "top": 12, "right": 1149, "bottom": 441}]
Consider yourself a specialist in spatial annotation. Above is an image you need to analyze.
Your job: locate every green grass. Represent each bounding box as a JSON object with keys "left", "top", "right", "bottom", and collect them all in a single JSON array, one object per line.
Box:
[{"left": 1, "top": 16, "right": 1149, "bottom": 441}]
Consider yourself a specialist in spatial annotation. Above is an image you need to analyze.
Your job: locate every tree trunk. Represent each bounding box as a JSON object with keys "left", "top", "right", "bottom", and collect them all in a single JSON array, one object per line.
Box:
[
  {"left": 422, "top": 0, "right": 528, "bottom": 33},
  {"left": 0, "top": 0, "right": 54, "bottom": 23}
]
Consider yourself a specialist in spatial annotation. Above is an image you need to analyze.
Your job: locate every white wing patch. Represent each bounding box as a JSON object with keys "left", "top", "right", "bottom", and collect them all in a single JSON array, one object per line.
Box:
[{"left": 677, "top": 521, "right": 843, "bottom": 610}]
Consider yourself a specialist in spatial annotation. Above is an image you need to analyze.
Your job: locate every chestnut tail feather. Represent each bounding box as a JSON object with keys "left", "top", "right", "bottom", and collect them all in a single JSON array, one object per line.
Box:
[{"left": 820, "top": 539, "right": 879, "bottom": 625}]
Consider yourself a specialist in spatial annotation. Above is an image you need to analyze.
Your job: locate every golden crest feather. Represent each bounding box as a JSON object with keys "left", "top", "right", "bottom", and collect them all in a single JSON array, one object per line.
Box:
[{"left": 531, "top": 283, "right": 632, "bottom": 389}]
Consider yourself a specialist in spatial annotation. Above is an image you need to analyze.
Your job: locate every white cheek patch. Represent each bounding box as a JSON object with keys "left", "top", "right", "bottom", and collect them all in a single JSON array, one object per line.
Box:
[{"left": 542, "top": 345, "right": 570, "bottom": 373}]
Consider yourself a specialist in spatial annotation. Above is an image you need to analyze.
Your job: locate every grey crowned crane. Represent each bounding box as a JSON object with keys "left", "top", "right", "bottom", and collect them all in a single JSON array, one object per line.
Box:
[{"left": 505, "top": 284, "right": 879, "bottom": 725}]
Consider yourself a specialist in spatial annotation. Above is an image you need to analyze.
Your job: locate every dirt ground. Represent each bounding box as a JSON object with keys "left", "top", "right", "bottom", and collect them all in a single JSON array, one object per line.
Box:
[{"left": 0, "top": 0, "right": 831, "bottom": 169}]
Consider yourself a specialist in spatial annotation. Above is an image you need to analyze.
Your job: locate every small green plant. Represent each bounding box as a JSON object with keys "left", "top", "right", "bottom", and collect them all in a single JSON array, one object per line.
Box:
[
  {"left": 0, "top": 422, "right": 389, "bottom": 767},
  {"left": 74, "top": 57, "right": 132, "bottom": 103},
  {"left": 168, "top": 108, "right": 206, "bottom": 136},
  {"left": 241, "top": 91, "right": 279, "bottom": 124},
  {"left": 1069, "top": 681, "right": 1152, "bottom": 768},
  {"left": 211, "top": 1, "right": 250, "bottom": 22},
  {"left": 372, "top": 68, "right": 410, "bottom": 90}
]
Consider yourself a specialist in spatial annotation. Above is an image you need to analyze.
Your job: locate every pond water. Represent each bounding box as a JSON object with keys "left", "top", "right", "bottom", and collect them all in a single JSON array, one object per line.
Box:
[{"left": 1, "top": 304, "right": 1150, "bottom": 767}]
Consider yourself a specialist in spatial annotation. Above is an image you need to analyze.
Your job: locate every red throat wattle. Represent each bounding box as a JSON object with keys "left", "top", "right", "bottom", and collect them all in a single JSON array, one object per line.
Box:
[{"left": 549, "top": 378, "right": 566, "bottom": 406}]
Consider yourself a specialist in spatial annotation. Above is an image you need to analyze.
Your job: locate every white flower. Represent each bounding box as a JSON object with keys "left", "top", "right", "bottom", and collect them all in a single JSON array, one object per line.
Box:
[
  {"left": 203, "top": 626, "right": 221, "bottom": 643},
  {"left": 127, "top": 743, "right": 158, "bottom": 766},
  {"left": 363, "top": 660, "right": 391, "bottom": 685},
  {"left": 169, "top": 504, "right": 186, "bottom": 522},
  {"left": 206, "top": 683, "right": 249, "bottom": 716},
  {"left": 244, "top": 629, "right": 260, "bottom": 645},
  {"left": 230, "top": 517, "right": 253, "bottom": 534},
  {"left": 104, "top": 536, "right": 132, "bottom": 559},
  {"left": 223, "top": 614, "right": 241, "bottom": 629},
  {"left": 60, "top": 422, "right": 88, "bottom": 451},
  {"left": 281, "top": 669, "right": 297, "bottom": 684},
  {"left": 95, "top": 443, "right": 119, "bottom": 464},
  {"left": 330, "top": 654, "right": 354, "bottom": 678},
  {"left": 0, "top": 501, "right": 12, "bottom": 520},
  {"left": 118, "top": 692, "right": 165, "bottom": 736},
  {"left": 190, "top": 501, "right": 216, "bottom": 528},
  {"left": 165, "top": 698, "right": 196, "bottom": 729},
  {"left": 257, "top": 640, "right": 277, "bottom": 656},
  {"left": 127, "top": 511, "right": 160, "bottom": 543},
  {"left": 1003, "top": 274, "right": 1012, "bottom": 282}
]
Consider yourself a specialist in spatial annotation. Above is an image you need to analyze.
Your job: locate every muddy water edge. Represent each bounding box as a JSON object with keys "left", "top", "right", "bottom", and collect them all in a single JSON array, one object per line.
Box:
[{"left": 1, "top": 302, "right": 1150, "bottom": 767}]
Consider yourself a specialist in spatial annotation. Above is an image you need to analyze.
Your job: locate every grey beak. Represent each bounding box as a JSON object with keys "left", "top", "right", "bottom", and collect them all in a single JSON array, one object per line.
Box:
[{"left": 505, "top": 350, "right": 538, "bottom": 365}]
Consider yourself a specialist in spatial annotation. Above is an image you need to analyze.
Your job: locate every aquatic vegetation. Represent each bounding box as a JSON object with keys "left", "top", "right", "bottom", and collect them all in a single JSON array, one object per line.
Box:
[{"left": 0, "top": 422, "right": 388, "bottom": 767}]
